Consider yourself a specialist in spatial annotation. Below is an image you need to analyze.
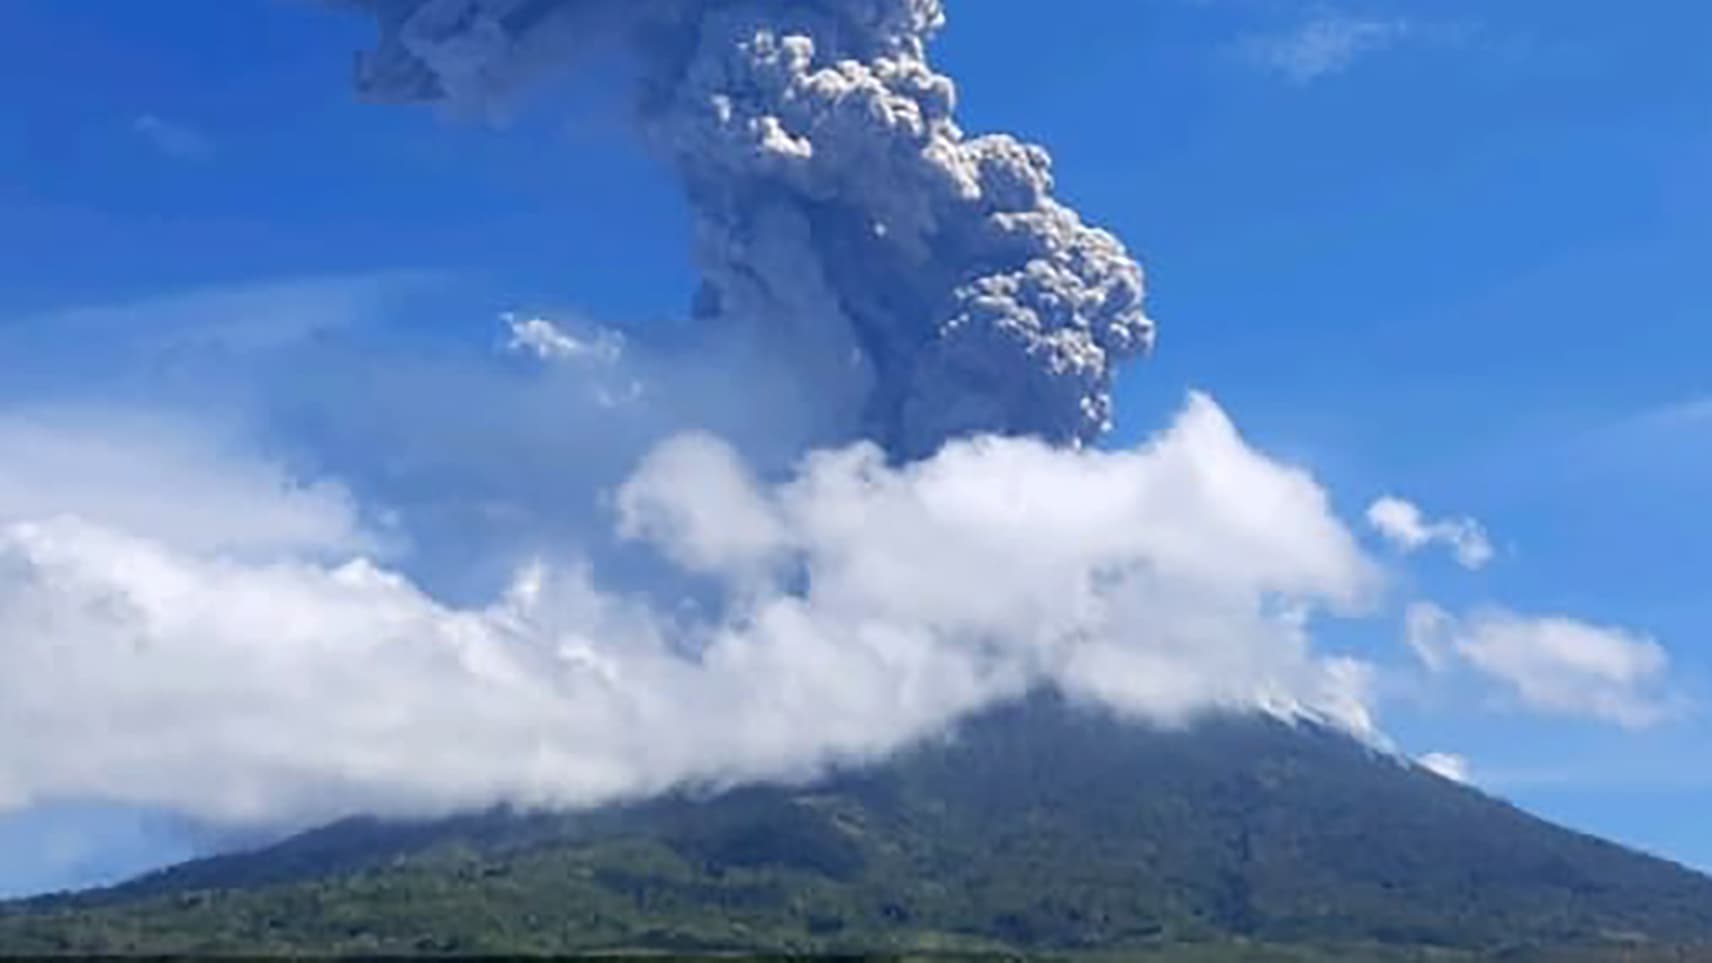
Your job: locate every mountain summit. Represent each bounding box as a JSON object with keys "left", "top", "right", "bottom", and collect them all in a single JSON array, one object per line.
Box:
[{"left": 4, "top": 695, "right": 1709, "bottom": 959}]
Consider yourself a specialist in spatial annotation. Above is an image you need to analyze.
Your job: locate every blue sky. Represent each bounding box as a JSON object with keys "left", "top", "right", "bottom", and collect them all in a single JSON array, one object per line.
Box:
[{"left": 0, "top": 0, "right": 1707, "bottom": 896}]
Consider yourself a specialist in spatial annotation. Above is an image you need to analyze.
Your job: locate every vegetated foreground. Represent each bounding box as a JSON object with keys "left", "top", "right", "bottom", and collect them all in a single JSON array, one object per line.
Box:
[{"left": 3, "top": 695, "right": 1710, "bottom": 960}]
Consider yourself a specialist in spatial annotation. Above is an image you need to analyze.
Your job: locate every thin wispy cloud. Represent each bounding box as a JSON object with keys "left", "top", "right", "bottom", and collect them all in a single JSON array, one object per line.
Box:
[
  {"left": 132, "top": 113, "right": 215, "bottom": 161},
  {"left": 1241, "top": 12, "right": 1411, "bottom": 84},
  {"left": 0, "top": 272, "right": 440, "bottom": 396},
  {"left": 1556, "top": 395, "right": 1712, "bottom": 493},
  {"left": 1632, "top": 396, "right": 1712, "bottom": 432}
]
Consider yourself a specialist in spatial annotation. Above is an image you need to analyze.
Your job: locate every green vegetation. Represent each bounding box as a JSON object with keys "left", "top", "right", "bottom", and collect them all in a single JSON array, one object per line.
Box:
[{"left": 4, "top": 696, "right": 1710, "bottom": 959}]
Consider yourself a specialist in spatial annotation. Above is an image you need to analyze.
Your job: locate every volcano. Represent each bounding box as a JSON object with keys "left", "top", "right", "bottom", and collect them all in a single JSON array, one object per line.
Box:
[{"left": 3, "top": 695, "right": 1709, "bottom": 959}]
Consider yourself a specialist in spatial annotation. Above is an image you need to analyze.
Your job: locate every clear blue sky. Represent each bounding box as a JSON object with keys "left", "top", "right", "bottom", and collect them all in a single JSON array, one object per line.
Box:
[{"left": 0, "top": 0, "right": 1707, "bottom": 896}]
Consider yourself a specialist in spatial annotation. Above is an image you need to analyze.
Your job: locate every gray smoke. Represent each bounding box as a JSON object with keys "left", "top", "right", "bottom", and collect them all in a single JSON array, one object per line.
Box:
[{"left": 336, "top": 0, "right": 1154, "bottom": 457}]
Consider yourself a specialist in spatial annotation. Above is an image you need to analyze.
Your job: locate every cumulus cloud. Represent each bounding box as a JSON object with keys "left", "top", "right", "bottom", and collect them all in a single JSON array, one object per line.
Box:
[
  {"left": 0, "top": 394, "right": 1382, "bottom": 830},
  {"left": 1366, "top": 495, "right": 1494, "bottom": 570},
  {"left": 1404, "top": 603, "right": 1680, "bottom": 729},
  {"left": 616, "top": 433, "right": 792, "bottom": 580},
  {"left": 1242, "top": 12, "right": 1411, "bottom": 84}
]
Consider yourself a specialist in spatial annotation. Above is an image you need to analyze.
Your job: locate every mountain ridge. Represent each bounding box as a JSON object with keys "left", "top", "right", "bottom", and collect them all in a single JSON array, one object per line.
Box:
[{"left": 4, "top": 694, "right": 1710, "bottom": 959}]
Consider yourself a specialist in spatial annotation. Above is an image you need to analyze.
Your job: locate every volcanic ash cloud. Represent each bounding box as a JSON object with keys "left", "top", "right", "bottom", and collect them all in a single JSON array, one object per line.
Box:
[{"left": 338, "top": 0, "right": 1155, "bottom": 458}]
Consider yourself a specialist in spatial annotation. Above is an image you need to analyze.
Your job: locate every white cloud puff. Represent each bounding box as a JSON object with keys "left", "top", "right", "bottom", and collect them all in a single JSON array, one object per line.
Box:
[
  {"left": 1404, "top": 603, "right": 1680, "bottom": 729},
  {"left": 503, "top": 314, "right": 625, "bottom": 365},
  {"left": 1366, "top": 495, "right": 1494, "bottom": 570},
  {"left": 0, "top": 394, "right": 1383, "bottom": 830}
]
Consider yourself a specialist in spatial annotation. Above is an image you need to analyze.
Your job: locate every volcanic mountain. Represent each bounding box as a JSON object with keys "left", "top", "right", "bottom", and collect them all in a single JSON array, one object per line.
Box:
[{"left": 3, "top": 694, "right": 1710, "bottom": 960}]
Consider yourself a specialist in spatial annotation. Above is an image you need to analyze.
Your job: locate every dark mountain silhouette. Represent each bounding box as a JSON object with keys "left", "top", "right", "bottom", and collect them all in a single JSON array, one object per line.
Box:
[{"left": 4, "top": 694, "right": 1710, "bottom": 959}]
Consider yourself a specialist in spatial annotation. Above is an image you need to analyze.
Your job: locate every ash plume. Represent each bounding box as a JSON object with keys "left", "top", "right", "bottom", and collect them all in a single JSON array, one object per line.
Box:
[{"left": 335, "top": 0, "right": 1155, "bottom": 457}]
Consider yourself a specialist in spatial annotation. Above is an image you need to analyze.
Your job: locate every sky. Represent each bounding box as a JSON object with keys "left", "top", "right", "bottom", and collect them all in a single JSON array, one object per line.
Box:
[{"left": 0, "top": 0, "right": 1707, "bottom": 897}]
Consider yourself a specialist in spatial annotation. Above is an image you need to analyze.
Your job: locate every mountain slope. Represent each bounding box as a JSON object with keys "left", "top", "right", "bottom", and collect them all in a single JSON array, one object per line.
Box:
[{"left": 4, "top": 695, "right": 1710, "bottom": 958}]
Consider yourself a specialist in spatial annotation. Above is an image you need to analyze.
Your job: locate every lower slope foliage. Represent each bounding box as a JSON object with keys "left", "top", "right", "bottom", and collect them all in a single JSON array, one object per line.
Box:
[{"left": 4, "top": 695, "right": 1711, "bottom": 959}]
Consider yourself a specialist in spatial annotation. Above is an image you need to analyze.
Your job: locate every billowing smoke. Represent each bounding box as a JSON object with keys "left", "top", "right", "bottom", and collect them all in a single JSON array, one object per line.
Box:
[{"left": 337, "top": 0, "right": 1154, "bottom": 457}]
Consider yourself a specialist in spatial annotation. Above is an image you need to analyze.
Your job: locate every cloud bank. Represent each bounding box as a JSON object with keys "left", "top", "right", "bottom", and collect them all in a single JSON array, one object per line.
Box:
[{"left": 0, "top": 394, "right": 1380, "bottom": 829}]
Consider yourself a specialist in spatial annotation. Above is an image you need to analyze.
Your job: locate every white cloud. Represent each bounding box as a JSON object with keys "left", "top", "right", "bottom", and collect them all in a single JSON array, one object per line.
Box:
[
  {"left": 503, "top": 313, "right": 641, "bottom": 408},
  {"left": 503, "top": 313, "right": 625, "bottom": 365},
  {"left": 1418, "top": 752, "right": 1470, "bottom": 784},
  {"left": 1405, "top": 603, "right": 1680, "bottom": 729},
  {"left": 0, "top": 394, "right": 1384, "bottom": 829},
  {"left": 616, "top": 432, "right": 791, "bottom": 579},
  {"left": 1458, "top": 612, "right": 1678, "bottom": 729},
  {"left": 0, "top": 407, "right": 372, "bottom": 559},
  {"left": 132, "top": 114, "right": 215, "bottom": 161},
  {"left": 1366, "top": 495, "right": 1494, "bottom": 570},
  {"left": 1242, "top": 13, "right": 1411, "bottom": 84},
  {"left": 0, "top": 279, "right": 865, "bottom": 610}
]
